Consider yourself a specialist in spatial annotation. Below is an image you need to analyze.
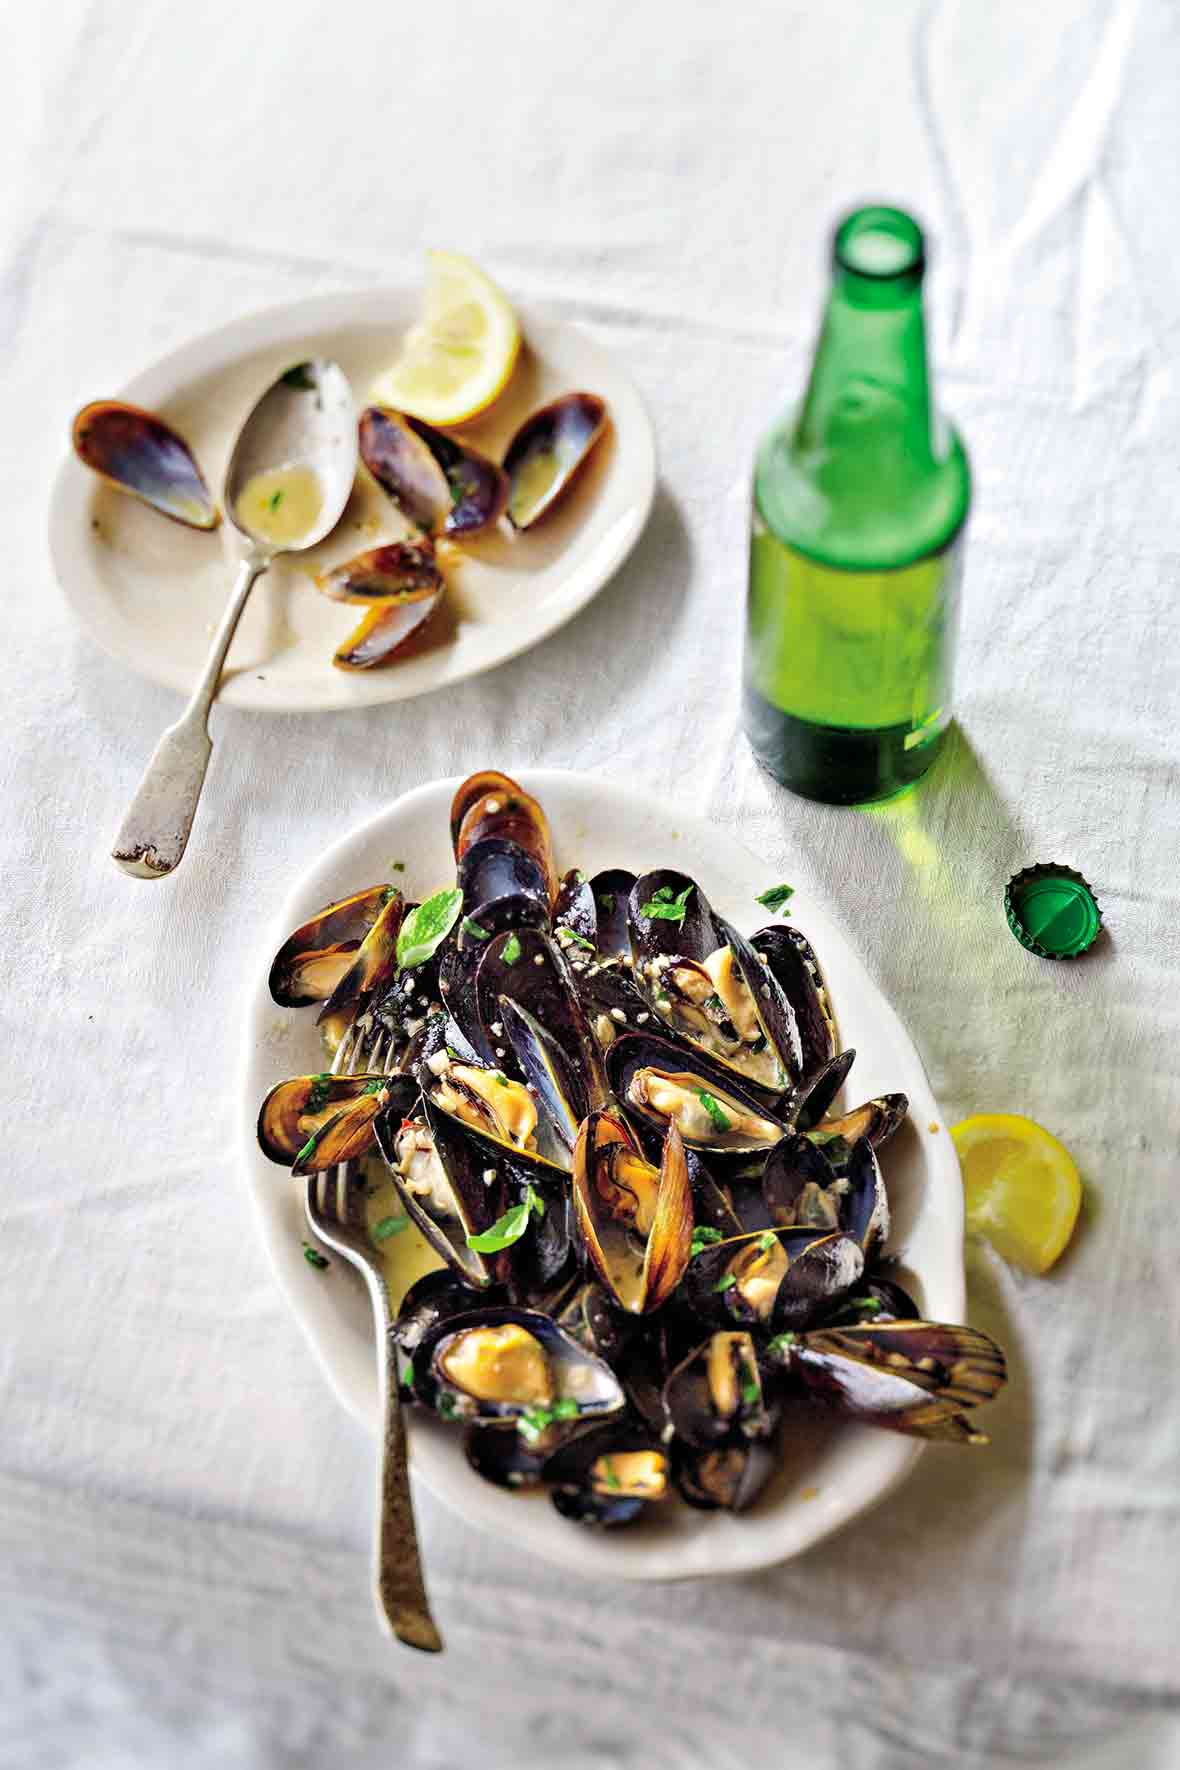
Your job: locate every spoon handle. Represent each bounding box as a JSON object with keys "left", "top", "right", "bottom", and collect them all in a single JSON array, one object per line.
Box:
[
  {"left": 375, "top": 1315, "right": 442, "bottom": 1652},
  {"left": 111, "top": 553, "right": 268, "bottom": 878}
]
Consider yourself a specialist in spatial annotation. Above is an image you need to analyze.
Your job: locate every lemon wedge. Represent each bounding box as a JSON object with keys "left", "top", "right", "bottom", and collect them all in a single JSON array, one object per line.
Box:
[
  {"left": 950, "top": 1113, "right": 1082, "bottom": 1274},
  {"left": 371, "top": 251, "right": 520, "bottom": 425}
]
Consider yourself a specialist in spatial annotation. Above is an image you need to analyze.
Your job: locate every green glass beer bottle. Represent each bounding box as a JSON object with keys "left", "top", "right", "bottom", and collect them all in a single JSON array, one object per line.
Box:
[{"left": 743, "top": 206, "right": 970, "bottom": 803}]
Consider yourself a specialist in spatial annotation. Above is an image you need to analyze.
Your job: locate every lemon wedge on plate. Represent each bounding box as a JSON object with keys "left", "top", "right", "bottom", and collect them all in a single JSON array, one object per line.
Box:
[
  {"left": 372, "top": 251, "right": 521, "bottom": 425},
  {"left": 950, "top": 1113, "right": 1082, "bottom": 1274}
]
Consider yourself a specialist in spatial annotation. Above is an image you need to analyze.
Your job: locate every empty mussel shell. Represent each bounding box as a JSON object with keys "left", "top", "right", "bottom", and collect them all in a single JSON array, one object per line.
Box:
[
  {"left": 571, "top": 1112, "right": 694, "bottom": 1314},
  {"left": 72, "top": 400, "right": 218, "bottom": 528},
  {"left": 414, "top": 1305, "right": 625, "bottom": 1427},
  {"left": 502, "top": 392, "right": 607, "bottom": 530},
  {"left": 256, "top": 1072, "right": 392, "bottom": 1171},
  {"left": 268, "top": 883, "right": 391, "bottom": 1006},
  {"left": 316, "top": 538, "right": 443, "bottom": 603},
  {"left": 588, "top": 869, "right": 637, "bottom": 958},
  {"left": 786, "top": 1048, "right": 857, "bottom": 1130},
  {"left": 359, "top": 405, "right": 508, "bottom": 537},
  {"left": 840, "top": 1137, "right": 891, "bottom": 1259},
  {"left": 770, "top": 1320, "right": 1007, "bottom": 1443},
  {"left": 332, "top": 584, "right": 444, "bottom": 670},
  {"left": 480, "top": 926, "right": 607, "bottom": 1110},
  {"left": 316, "top": 888, "right": 404, "bottom": 1028},
  {"left": 606, "top": 1031, "right": 787, "bottom": 1156},
  {"left": 553, "top": 868, "right": 597, "bottom": 949}
]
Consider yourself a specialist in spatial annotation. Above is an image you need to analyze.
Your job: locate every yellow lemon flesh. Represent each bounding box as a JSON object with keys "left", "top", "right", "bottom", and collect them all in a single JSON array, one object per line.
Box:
[
  {"left": 371, "top": 250, "right": 520, "bottom": 425},
  {"left": 950, "top": 1113, "right": 1082, "bottom": 1275}
]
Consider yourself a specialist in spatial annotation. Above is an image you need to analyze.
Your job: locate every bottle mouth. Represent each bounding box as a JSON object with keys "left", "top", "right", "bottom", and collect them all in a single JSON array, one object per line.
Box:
[{"left": 834, "top": 207, "right": 925, "bottom": 281}]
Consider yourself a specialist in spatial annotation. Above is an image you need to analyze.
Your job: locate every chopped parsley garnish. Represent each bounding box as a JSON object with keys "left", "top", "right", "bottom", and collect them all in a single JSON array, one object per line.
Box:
[
  {"left": 437, "top": 1393, "right": 459, "bottom": 1420},
  {"left": 362, "top": 1079, "right": 385, "bottom": 1096},
  {"left": 713, "top": 1272, "right": 737, "bottom": 1293},
  {"left": 695, "top": 1089, "right": 731, "bottom": 1133},
  {"left": 639, "top": 884, "right": 693, "bottom": 924},
  {"left": 501, "top": 932, "right": 522, "bottom": 965},
  {"left": 690, "top": 1225, "right": 724, "bottom": 1256},
  {"left": 597, "top": 892, "right": 616, "bottom": 915},
  {"left": 739, "top": 1359, "right": 762, "bottom": 1405},
  {"left": 517, "top": 1396, "right": 579, "bottom": 1443},
  {"left": 600, "top": 1457, "right": 621, "bottom": 1491},
  {"left": 462, "top": 916, "right": 491, "bottom": 942},
  {"left": 562, "top": 930, "right": 596, "bottom": 952},
  {"left": 851, "top": 1296, "right": 882, "bottom": 1316},
  {"left": 465, "top": 1184, "right": 544, "bottom": 1252},
  {"left": 267, "top": 489, "right": 283, "bottom": 511},
  {"left": 390, "top": 861, "right": 406, "bottom": 873},
  {"left": 371, "top": 1215, "right": 409, "bottom": 1242},
  {"left": 756, "top": 883, "right": 795, "bottom": 915},
  {"left": 294, "top": 1129, "right": 321, "bottom": 1168},
  {"left": 396, "top": 887, "right": 463, "bottom": 969},
  {"left": 305, "top": 1073, "right": 333, "bottom": 1114},
  {"left": 447, "top": 472, "right": 467, "bottom": 508},
  {"left": 768, "top": 1332, "right": 798, "bottom": 1356},
  {"left": 758, "top": 1231, "right": 779, "bottom": 1252},
  {"left": 301, "top": 1241, "right": 329, "bottom": 1270}
]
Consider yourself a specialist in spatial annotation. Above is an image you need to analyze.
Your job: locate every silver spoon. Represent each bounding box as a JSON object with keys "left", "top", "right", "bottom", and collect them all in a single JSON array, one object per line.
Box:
[{"left": 111, "top": 359, "right": 357, "bottom": 879}]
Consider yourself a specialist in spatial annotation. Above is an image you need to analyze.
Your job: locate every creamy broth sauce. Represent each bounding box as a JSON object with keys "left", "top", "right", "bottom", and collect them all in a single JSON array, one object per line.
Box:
[{"left": 236, "top": 463, "right": 323, "bottom": 546}]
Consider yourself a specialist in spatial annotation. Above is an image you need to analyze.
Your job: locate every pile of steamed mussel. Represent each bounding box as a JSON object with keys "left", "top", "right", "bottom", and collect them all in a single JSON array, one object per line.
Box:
[{"left": 258, "top": 771, "right": 1007, "bottom": 1529}]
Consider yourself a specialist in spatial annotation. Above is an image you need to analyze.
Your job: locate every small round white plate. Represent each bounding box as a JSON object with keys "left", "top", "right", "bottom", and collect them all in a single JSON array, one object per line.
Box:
[
  {"left": 49, "top": 292, "right": 655, "bottom": 712},
  {"left": 239, "top": 771, "right": 965, "bottom": 1581}
]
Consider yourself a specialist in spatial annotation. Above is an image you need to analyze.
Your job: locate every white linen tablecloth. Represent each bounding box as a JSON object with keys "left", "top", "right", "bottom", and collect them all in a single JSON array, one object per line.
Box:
[{"left": 5, "top": 2, "right": 1179, "bottom": 1764}]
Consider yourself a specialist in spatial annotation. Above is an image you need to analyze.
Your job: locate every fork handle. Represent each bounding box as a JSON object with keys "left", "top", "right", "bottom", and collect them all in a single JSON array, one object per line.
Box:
[{"left": 375, "top": 1320, "right": 443, "bottom": 1652}]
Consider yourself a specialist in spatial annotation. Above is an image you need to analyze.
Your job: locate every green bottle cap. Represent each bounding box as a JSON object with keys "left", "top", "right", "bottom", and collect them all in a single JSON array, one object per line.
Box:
[{"left": 1004, "top": 864, "right": 1102, "bottom": 959}]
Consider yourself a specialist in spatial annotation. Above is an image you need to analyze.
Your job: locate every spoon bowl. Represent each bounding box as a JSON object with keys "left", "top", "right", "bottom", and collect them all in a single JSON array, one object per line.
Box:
[{"left": 111, "top": 359, "right": 357, "bottom": 879}]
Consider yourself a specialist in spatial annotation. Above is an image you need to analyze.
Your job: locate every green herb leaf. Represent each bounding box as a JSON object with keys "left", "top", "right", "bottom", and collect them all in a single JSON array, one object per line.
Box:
[
  {"left": 652, "top": 885, "right": 675, "bottom": 902},
  {"left": 639, "top": 884, "right": 693, "bottom": 924},
  {"left": 695, "top": 1089, "right": 731, "bottom": 1133},
  {"left": 758, "top": 1230, "right": 779, "bottom": 1252},
  {"left": 768, "top": 1332, "right": 798, "bottom": 1356},
  {"left": 741, "top": 1377, "right": 762, "bottom": 1405},
  {"left": 600, "top": 1456, "right": 621, "bottom": 1491},
  {"left": 552, "top": 1397, "right": 578, "bottom": 1420},
  {"left": 362, "top": 1079, "right": 385, "bottom": 1096},
  {"left": 562, "top": 930, "right": 596, "bottom": 952},
  {"left": 597, "top": 892, "right": 616, "bottom": 915},
  {"left": 306, "top": 1073, "right": 333, "bottom": 1115},
  {"left": 281, "top": 362, "right": 317, "bottom": 390},
  {"left": 437, "top": 1393, "right": 459, "bottom": 1420},
  {"left": 851, "top": 1296, "right": 882, "bottom": 1316},
  {"left": 294, "top": 1130, "right": 321, "bottom": 1168},
  {"left": 501, "top": 932, "right": 522, "bottom": 965},
  {"left": 465, "top": 1184, "right": 541, "bottom": 1252},
  {"left": 756, "top": 883, "right": 795, "bottom": 914},
  {"left": 713, "top": 1272, "right": 737, "bottom": 1293},
  {"left": 391, "top": 861, "right": 406, "bottom": 873},
  {"left": 267, "top": 489, "right": 283, "bottom": 511},
  {"left": 517, "top": 1407, "right": 550, "bottom": 1444},
  {"left": 301, "top": 1241, "right": 329, "bottom": 1270},
  {"left": 371, "top": 1215, "right": 409, "bottom": 1242},
  {"left": 396, "top": 887, "right": 463, "bottom": 969},
  {"left": 690, "top": 1225, "right": 724, "bottom": 1256},
  {"left": 462, "top": 916, "right": 491, "bottom": 942}
]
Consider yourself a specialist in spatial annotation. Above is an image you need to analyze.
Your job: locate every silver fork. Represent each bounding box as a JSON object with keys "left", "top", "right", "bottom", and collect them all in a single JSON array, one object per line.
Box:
[{"left": 304, "top": 1016, "right": 442, "bottom": 1652}]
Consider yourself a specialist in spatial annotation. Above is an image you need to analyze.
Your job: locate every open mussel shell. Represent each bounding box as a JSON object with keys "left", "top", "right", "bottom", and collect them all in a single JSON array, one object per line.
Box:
[
  {"left": 502, "top": 392, "right": 607, "bottom": 531},
  {"left": 544, "top": 1420, "right": 670, "bottom": 1527},
  {"left": 787, "top": 1048, "right": 856, "bottom": 1130},
  {"left": 316, "top": 888, "right": 404, "bottom": 1028},
  {"left": 663, "top": 1331, "right": 774, "bottom": 1449},
  {"left": 257, "top": 1073, "right": 391, "bottom": 1171},
  {"left": 820, "top": 1274, "right": 921, "bottom": 1327},
  {"left": 571, "top": 1113, "right": 693, "bottom": 1314},
  {"left": 840, "top": 1137, "right": 891, "bottom": 1258},
  {"left": 673, "top": 1438, "right": 778, "bottom": 1513},
  {"left": 682, "top": 1226, "right": 864, "bottom": 1332},
  {"left": 268, "top": 883, "right": 390, "bottom": 1006},
  {"left": 373, "top": 1090, "right": 507, "bottom": 1288},
  {"left": 714, "top": 919, "right": 803, "bottom": 1087},
  {"left": 573, "top": 961, "right": 651, "bottom": 1053},
  {"left": 627, "top": 869, "right": 720, "bottom": 967},
  {"left": 553, "top": 868, "right": 597, "bottom": 948},
  {"left": 806, "top": 1093, "right": 909, "bottom": 1172},
  {"left": 588, "top": 869, "right": 636, "bottom": 957},
  {"left": 752, "top": 926, "right": 837, "bottom": 1078},
  {"left": 407, "top": 415, "right": 508, "bottom": 536},
  {"left": 771, "top": 1320, "right": 1007, "bottom": 1443},
  {"left": 607, "top": 1031, "right": 787, "bottom": 1157},
  {"left": 72, "top": 400, "right": 218, "bottom": 529},
  {"left": 332, "top": 584, "right": 444, "bottom": 670},
  {"left": 499, "top": 999, "right": 588, "bottom": 1158},
  {"left": 556, "top": 1281, "right": 642, "bottom": 1366},
  {"left": 316, "top": 538, "right": 443, "bottom": 603},
  {"left": 413, "top": 1305, "right": 625, "bottom": 1427},
  {"left": 763, "top": 1134, "right": 845, "bottom": 1233},
  {"left": 359, "top": 405, "right": 508, "bottom": 537},
  {"left": 417, "top": 1047, "right": 568, "bottom": 1179}
]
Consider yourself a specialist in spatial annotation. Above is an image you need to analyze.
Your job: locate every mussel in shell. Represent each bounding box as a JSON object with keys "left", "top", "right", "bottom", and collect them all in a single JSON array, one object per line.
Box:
[
  {"left": 502, "top": 393, "right": 607, "bottom": 530},
  {"left": 806, "top": 1093, "right": 909, "bottom": 1172},
  {"left": 770, "top": 1320, "right": 1007, "bottom": 1443},
  {"left": 373, "top": 1089, "right": 506, "bottom": 1288},
  {"left": 544, "top": 1421, "right": 670, "bottom": 1526},
  {"left": 413, "top": 1306, "right": 625, "bottom": 1429},
  {"left": 359, "top": 405, "right": 508, "bottom": 537},
  {"left": 257, "top": 1072, "right": 391, "bottom": 1173},
  {"left": 72, "top": 400, "right": 218, "bottom": 529},
  {"left": 316, "top": 538, "right": 443, "bottom": 603},
  {"left": 663, "top": 1331, "right": 774, "bottom": 1449},
  {"left": 571, "top": 1112, "right": 694, "bottom": 1313},
  {"left": 674, "top": 1438, "right": 779, "bottom": 1513},
  {"left": 316, "top": 888, "right": 404, "bottom": 1028},
  {"left": 268, "top": 883, "right": 391, "bottom": 1006},
  {"left": 607, "top": 1032, "right": 787, "bottom": 1155},
  {"left": 682, "top": 1226, "right": 864, "bottom": 1332}
]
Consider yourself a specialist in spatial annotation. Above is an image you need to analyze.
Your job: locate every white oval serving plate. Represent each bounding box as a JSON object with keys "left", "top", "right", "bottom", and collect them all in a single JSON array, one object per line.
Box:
[
  {"left": 49, "top": 291, "right": 655, "bottom": 712},
  {"left": 239, "top": 770, "right": 965, "bottom": 1581}
]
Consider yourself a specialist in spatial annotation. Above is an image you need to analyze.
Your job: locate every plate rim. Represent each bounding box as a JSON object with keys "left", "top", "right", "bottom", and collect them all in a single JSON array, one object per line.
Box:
[
  {"left": 238, "top": 768, "right": 965, "bottom": 1581},
  {"left": 48, "top": 287, "right": 656, "bottom": 713}
]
